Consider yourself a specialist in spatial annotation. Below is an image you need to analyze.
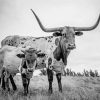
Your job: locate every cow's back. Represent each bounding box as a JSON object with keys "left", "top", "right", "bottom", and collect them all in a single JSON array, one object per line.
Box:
[{"left": 1, "top": 36, "right": 65, "bottom": 73}]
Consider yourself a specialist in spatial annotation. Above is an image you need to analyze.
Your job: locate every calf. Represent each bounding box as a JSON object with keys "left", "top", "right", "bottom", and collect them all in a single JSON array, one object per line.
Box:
[{"left": 17, "top": 48, "right": 40, "bottom": 95}]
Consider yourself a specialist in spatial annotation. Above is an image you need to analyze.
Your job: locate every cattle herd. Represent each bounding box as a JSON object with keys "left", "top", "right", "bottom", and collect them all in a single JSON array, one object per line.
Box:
[{"left": 0, "top": 9, "right": 100, "bottom": 95}]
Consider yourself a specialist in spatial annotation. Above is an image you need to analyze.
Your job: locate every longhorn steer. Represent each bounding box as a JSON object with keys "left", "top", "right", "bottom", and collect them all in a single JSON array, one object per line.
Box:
[
  {"left": 31, "top": 10, "right": 100, "bottom": 93},
  {"left": 1, "top": 10, "right": 100, "bottom": 93},
  {"left": 0, "top": 46, "right": 40, "bottom": 95}
]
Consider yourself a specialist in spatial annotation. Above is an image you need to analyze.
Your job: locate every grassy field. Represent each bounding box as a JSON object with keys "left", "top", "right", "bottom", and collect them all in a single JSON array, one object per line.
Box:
[{"left": 0, "top": 75, "right": 100, "bottom": 100}]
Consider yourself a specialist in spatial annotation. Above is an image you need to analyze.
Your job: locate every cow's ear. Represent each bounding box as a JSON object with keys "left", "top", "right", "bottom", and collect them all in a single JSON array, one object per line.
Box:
[
  {"left": 16, "top": 54, "right": 25, "bottom": 58},
  {"left": 53, "top": 31, "right": 62, "bottom": 37},
  {"left": 75, "top": 31, "right": 83, "bottom": 36}
]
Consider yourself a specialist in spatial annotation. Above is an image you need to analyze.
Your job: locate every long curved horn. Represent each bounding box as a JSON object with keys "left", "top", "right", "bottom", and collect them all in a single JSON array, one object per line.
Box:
[
  {"left": 74, "top": 14, "right": 100, "bottom": 31},
  {"left": 30, "top": 9, "right": 63, "bottom": 32}
]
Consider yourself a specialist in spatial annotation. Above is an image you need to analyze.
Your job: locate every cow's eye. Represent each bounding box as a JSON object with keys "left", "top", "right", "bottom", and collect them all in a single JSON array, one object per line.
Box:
[
  {"left": 62, "top": 34, "right": 64, "bottom": 37},
  {"left": 62, "top": 34, "right": 66, "bottom": 37}
]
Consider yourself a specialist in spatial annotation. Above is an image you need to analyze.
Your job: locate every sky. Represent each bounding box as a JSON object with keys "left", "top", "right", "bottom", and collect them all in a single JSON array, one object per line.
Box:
[{"left": 0, "top": 0, "right": 100, "bottom": 73}]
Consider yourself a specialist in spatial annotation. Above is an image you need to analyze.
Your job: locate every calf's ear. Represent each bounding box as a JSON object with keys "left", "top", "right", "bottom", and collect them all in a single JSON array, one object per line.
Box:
[
  {"left": 75, "top": 31, "right": 83, "bottom": 36},
  {"left": 16, "top": 54, "right": 25, "bottom": 58}
]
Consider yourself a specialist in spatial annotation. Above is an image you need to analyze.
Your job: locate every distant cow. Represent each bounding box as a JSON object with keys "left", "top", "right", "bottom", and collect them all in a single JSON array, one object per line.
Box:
[
  {"left": 0, "top": 46, "right": 41, "bottom": 95},
  {"left": 1, "top": 9, "right": 100, "bottom": 93}
]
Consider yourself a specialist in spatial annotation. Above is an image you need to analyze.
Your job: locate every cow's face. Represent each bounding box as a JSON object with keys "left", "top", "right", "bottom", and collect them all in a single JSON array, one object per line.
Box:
[
  {"left": 61, "top": 27, "right": 76, "bottom": 50},
  {"left": 54, "top": 27, "right": 83, "bottom": 51},
  {"left": 17, "top": 48, "right": 40, "bottom": 72},
  {"left": 24, "top": 51, "right": 37, "bottom": 71},
  {"left": 53, "top": 27, "right": 83, "bottom": 65}
]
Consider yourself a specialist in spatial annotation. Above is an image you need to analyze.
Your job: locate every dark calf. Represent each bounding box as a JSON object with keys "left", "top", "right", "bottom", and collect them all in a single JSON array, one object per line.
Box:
[{"left": 16, "top": 48, "right": 40, "bottom": 95}]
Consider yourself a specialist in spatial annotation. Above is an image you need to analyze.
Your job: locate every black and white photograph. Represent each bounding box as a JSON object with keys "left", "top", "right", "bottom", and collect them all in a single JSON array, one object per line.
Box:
[{"left": 0, "top": 0, "right": 100, "bottom": 100}]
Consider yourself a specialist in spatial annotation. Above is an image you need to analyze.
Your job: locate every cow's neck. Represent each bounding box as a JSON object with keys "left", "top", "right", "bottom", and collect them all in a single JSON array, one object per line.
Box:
[
  {"left": 53, "top": 38, "right": 70, "bottom": 65},
  {"left": 61, "top": 50, "right": 70, "bottom": 65}
]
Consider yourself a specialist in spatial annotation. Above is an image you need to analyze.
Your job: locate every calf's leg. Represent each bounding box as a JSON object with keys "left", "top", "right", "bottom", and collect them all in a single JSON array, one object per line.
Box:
[
  {"left": 0, "top": 68, "right": 6, "bottom": 90},
  {"left": 47, "top": 68, "right": 53, "bottom": 94},
  {"left": 9, "top": 75, "right": 17, "bottom": 91},
  {"left": 56, "top": 73, "right": 62, "bottom": 92},
  {"left": 5, "top": 77, "right": 10, "bottom": 91},
  {"left": 25, "top": 78, "right": 30, "bottom": 94},
  {"left": 21, "top": 74, "right": 28, "bottom": 95},
  {"left": 1, "top": 73, "right": 6, "bottom": 90}
]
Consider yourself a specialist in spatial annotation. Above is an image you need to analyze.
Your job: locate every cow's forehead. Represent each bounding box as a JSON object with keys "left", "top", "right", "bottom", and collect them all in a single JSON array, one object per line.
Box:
[
  {"left": 25, "top": 51, "right": 37, "bottom": 57},
  {"left": 25, "top": 52, "right": 37, "bottom": 60},
  {"left": 25, "top": 50, "right": 35, "bottom": 54},
  {"left": 62, "top": 27, "right": 74, "bottom": 34}
]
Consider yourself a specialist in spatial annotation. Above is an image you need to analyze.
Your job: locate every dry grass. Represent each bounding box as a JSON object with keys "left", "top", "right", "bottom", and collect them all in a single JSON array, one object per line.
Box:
[{"left": 0, "top": 75, "right": 100, "bottom": 100}]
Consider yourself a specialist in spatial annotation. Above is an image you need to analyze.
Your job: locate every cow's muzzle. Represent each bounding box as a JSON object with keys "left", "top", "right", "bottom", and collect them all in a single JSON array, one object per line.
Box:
[
  {"left": 68, "top": 44, "right": 76, "bottom": 50},
  {"left": 27, "top": 68, "right": 34, "bottom": 73}
]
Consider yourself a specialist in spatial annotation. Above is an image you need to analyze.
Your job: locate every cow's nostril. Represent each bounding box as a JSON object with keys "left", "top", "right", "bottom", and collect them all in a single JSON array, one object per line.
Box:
[
  {"left": 69, "top": 44, "right": 75, "bottom": 46},
  {"left": 28, "top": 69, "right": 33, "bottom": 72},
  {"left": 68, "top": 44, "right": 76, "bottom": 49}
]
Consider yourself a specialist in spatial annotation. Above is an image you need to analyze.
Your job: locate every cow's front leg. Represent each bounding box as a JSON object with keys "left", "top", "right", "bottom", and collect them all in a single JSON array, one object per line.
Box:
[
  {"left": 21, "top": 74, "right": 28, "bottom": 95},
  {"left": 9, "top": 75, "right": 17, "bottom": 91},
  {"left": 27, "top": 79, "right": 30, "bottom": 93},
  {"left": 6, "top": 77, "right": 10, "bottom": 91},
  {"left": 1, "top": 68, "right": 6, "bottom": 90},
  {"left": 56, "top": 73, "right": 62, "bottom": 92},
  {"left": 1, "top": 72, "right": 6, "bottom": 90},
  {"left": 47, "top": 68, "right": 53, "bottom": 94}
]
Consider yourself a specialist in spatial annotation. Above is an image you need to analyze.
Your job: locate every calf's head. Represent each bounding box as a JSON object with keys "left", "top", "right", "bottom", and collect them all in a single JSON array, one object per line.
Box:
[{"left": 17, "top": 48, "right": 41, "bottom": 72}]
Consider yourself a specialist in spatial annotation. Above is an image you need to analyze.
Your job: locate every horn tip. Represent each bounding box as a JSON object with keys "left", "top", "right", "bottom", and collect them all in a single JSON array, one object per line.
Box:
[
  {"left": 30, "top": 9, "right": 35, "bottom": 15},
  {"left": 30, "top": 9, "right": 33, "bottom": 11}
]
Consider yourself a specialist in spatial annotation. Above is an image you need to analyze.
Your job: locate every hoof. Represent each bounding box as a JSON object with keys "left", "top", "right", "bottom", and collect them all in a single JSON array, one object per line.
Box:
[
  {"left": 13, "top": 87, "right": 17, "bottom": 91},
  {"left": 23, "top": 91, "right": 28, "bottom": 96},
  {"left": 7, "top": 88, "right": 10, "bottom": 92},
  {"left": 59, "top": 89, "right": 62, "bottom": 93},
  {"left": 24, "top": 92, "right": 27, "bottom": 96},
  {"left": 48, "top": 89, "right": 53, "bottom": 94},
  {"left": 2, "top": 86, "right": 6, "bottom": 90}
]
